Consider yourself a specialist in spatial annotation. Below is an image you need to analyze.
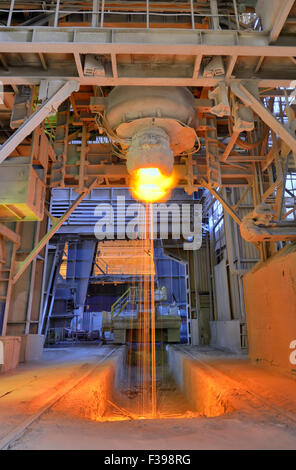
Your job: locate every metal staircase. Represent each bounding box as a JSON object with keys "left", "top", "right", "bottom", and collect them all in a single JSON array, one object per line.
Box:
[{"left": 111, "top": 287, "right": 134, "bottom": 319}]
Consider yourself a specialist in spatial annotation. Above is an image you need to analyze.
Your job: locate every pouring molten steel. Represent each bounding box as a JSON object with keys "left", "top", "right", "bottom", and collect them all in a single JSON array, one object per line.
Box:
[{"left": 131, "top": 168, "right": 175, "bottom": 203}]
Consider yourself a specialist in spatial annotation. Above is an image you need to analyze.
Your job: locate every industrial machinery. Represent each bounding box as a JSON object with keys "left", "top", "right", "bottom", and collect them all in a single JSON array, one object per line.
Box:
[
  {"left": 240, "top": 203, "right": 296, "bottom": 242},
  {"left": 92, "top": 86, "right": 199, "bottom": 202},
  {"left": 0, "top": 0, "right": 296, "bottom": 356},
  {"left": 102, "top": 285, "right": 181, "bottom": 344}
]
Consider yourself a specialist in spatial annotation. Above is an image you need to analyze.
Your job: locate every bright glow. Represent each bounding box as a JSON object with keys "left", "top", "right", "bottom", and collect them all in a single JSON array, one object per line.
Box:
[{"left": 131, "top": 168, "right": 175, "bottom": 202}]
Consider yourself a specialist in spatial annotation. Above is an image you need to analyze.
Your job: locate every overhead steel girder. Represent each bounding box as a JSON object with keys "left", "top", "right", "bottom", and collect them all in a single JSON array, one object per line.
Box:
[
  {"left": 230, "top": 80, "right": 296, "bottom": 155},
  {"left": 12, "top": 178, "right": 98, "bottom": 284},
  {"left": 58, "top": 161, "right": 253, "bottom": 189},
  {"left": 0, "top": 27, "right": 294, "bottom": 55},
  {"left": 0, "top": 28, "right": 295, "bottom": 87},
  {"left": 0, "top": 80, "right": 80, "bottom": 165}
]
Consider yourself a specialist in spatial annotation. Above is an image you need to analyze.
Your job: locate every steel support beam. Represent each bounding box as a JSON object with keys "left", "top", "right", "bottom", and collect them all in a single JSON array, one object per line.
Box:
[
  {"left": 0, "top": 80, "right": 79, "bottom": 165},
  {"left": 7, "top": 0, "right": 15, "bottom": 27},
  {"left": 0, "top": 223, "right": 20, "bottom": 246},
  {"left": 12, "top": 178, "right": 98, "bottom": 284},
  {"left": 54, "top": 0, "right": 61, "bottom": 28},
  {"left": 232, "top": 0, "right": 240, "bottom": 31},
  {"left": 230, "top": 81, "right": 296, "bottom": 155},
  {"left": 201, "top": 181, "right": 242, "bottom": 226},
  {"left": 210, "top": 0, "right": 220, "bottom": 30},
  {"left": 269, "top": 0, "right": 295, "bottom": 43},
  {"left": 91, "top": 0, "right": 100, "bottom": 28},
  {"left": 0, "top": 28, "right": 294, "bottom": 87},
  {"left": 0, "top": 27, "right": 295, "bottom": 56},
  {"left": 221, "top": 130, "right": 240, "bottom": 162}
]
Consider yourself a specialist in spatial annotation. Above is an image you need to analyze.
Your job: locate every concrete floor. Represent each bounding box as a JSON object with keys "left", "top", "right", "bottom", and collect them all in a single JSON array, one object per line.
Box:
[{"left": 0, "top": 345, "right": 296, "bottom": 450}]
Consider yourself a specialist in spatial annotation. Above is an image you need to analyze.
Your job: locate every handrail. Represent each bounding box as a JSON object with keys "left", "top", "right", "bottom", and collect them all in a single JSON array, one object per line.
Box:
[
  {"left": 112, "top": 300, "right": 129, "bottom": 319},
  {"left": 0, "top": 2, "right": 259, "bottom": 32},
  {"left": 111, "top": 287, "right": 131, "bottom": 319}
]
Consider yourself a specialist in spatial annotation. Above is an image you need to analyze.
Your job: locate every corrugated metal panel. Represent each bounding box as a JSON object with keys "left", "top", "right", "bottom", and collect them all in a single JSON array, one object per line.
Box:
[
  {"left": 228, "top": 272, "right": 243, "bottom": 321},
  {"left": 196, "top": 244, "right": 210, "bottom": 293},
  {"left": 236, "top": 188, "right": 260, "bottom": 269},
  {"left": 214, "top": 258, "right": 231, "bottom": 321},
  {"left": 154, "top": 242, "right": 186, "bottom": 305},
  {"left": 50, "top": 188, "right": 197, "bottom": 241}
]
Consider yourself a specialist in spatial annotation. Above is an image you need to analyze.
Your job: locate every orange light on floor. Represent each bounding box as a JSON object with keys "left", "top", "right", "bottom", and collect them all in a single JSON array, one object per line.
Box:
[{"left": 131, "top": 168, "right": 175, "bottom": 203}]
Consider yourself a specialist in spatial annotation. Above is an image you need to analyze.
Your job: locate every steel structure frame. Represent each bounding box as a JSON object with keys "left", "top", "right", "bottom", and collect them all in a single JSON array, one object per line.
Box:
[
  {"left": 12, "top": 177, "right": 98, "bottom": 284},
  {"left": 0, "top": 80, "right": 79, "bottom": 164},
  {"left": 0, "top": 0, "right": 296, "bottom": 341},
  {"left": 0, "top": 28, "right": 295, "bottom": 87},
  {"left": 0, "top": 1, "right": 254, "bottom": 31}
]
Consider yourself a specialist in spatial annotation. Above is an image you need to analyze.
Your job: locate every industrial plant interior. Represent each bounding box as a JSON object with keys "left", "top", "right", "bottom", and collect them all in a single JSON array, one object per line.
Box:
[{"left": 0, "top": 0, "right": 296, "bottom": 452}]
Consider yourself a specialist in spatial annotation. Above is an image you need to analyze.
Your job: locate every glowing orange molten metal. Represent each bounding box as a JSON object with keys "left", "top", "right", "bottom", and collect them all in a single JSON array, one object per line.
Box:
[{"left": 131, "top": 168, "right": 175, "bottom": 202}]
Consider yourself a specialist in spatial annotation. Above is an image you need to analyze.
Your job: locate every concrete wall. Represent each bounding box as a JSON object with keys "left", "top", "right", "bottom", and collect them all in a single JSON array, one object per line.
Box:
[
  {"left": 210, "top": 320, "right": 241, "bottom": 353},
  {"left": 167, "top": 346, "right": 235, "bottom": 417},
  {"left": 83, "top": 346, "right": 126, "bottom": 420},
  {"left": 19, "top": 334, "right": 44, "bottom": 363},
  {"left": 243, "top": 246, "right": 296, "bottom": 375}
]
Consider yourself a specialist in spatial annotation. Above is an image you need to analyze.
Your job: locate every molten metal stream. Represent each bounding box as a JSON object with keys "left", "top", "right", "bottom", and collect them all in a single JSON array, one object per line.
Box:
[
  {"left": 131, "top": 168, "right": 175, "bottom": 203},
  {"left": 142, "top": 203, "right": 156, "bottom": 417},
  {"left": 130, "top": 202, "right": 157, "bottom": 417},
  {"left": 129, "top": 168, "right": 163, "bottom": 416},
  {"left": 149, "top": 203, "right": 157, "bottom": 417}
]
